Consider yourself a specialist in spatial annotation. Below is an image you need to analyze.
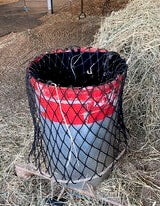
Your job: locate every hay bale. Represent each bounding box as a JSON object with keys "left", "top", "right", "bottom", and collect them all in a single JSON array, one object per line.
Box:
[{"left": 94, "top": 0, "right": 160, "bottom": 205}]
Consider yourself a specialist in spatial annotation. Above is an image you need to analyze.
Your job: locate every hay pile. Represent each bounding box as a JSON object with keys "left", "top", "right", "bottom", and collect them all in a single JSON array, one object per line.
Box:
[{"left": 94, "top": 0, "right": 160, "bottom": 205}]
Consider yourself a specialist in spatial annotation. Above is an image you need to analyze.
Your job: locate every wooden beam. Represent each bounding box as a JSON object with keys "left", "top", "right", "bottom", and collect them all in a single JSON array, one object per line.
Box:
[
  {"left": 15, "top": 163, "right": 52, "bottom": 180},
  {"left": 15, "top": 163, "right": 127, "bottom": 205}
]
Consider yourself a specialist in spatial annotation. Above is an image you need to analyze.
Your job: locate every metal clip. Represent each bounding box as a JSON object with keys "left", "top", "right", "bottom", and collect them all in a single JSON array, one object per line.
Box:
[{"left": 87, "top": 68, "right": 93, "bottom": 75}]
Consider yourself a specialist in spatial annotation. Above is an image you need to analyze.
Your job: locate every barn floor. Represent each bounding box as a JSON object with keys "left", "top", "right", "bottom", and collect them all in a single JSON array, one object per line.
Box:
[
  {"left": 0, "top": 0, "right": 47, "bottom": 37},
  {"left": 0, "top": 0, "right": 128, "bottom": 37},
  {"left": 0, "top": 0, "right": 129, "bottom": 205}
]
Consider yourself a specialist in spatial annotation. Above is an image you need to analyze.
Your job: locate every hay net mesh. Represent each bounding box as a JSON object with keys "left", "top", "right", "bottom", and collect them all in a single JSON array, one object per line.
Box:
[{"left": 26, "top": 47, "right": 128, "bottom": 187}]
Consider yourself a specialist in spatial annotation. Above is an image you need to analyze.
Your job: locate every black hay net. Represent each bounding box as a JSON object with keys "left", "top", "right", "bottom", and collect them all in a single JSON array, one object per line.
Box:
[{"left": 26, "top": 47, "right": 128, "bottom": 190}]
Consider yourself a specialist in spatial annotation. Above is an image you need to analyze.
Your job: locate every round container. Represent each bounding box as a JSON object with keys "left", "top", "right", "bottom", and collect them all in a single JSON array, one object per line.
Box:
[{"left": 27, "top": 47, "right": 127, "bottom": 190}]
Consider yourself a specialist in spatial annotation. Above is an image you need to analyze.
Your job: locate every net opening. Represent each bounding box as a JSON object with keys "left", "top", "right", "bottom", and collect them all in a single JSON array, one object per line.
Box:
[{"left": 28, "top": 48, "right": 127, "bottom": 87}]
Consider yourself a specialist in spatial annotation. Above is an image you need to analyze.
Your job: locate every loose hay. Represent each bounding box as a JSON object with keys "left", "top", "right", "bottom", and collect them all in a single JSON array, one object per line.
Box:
[{"left": 94, "top": 0, "right": 160, "bottom": 205}]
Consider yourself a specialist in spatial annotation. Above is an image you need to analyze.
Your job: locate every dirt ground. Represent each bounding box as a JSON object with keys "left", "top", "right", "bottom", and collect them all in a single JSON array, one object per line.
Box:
[
  {"left": 0, "top": 0, "right": 129, "bottom": 205},
  {"left": 0, "top": 0, "right": 46, "bottom": 37},
  {"left": 0, "top": 0, "right": 18, "bottom": 5},
  {"left": 0, "top": 0, "right": 128, "bottom": 37}
]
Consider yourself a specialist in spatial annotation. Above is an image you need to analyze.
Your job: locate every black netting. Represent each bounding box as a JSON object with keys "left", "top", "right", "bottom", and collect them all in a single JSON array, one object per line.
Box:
[{"left": 26, "top": 47, "right": 128, "bottom": 190}]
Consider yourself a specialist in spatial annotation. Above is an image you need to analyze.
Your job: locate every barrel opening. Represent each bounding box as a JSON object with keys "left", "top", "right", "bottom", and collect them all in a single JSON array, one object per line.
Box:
[{"left": 28, "top": 49, "right": 127, "bottom": 87}]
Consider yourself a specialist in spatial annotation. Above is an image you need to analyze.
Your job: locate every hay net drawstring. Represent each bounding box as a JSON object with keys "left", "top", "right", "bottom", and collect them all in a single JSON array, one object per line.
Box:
[{"left": 26, "top": 47, "right": 128, "bottom": 189}]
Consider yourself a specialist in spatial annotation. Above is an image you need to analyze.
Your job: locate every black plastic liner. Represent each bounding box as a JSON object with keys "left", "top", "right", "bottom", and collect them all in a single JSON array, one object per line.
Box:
[{"left": 29, "top": 48, "right": 127, "bottom": 87}]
